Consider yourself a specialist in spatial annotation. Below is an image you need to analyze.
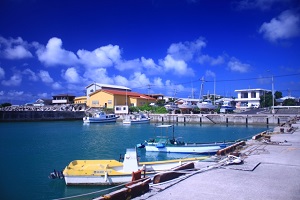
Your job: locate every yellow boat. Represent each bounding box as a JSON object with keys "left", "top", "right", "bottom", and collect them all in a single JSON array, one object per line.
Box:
[{"left": 63, "top": 148, "right": 208, "bottom": 185}]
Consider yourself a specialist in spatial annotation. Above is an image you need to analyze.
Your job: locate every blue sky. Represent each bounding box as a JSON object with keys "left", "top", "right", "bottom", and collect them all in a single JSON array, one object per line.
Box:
[{"left": 0, "top": 0, "right": 300, "bottom": 105}]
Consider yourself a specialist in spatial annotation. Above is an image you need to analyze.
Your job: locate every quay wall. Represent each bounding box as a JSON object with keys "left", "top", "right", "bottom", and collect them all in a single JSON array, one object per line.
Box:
[
  {"left": 0, "top": 111, "right": 85, "bottom": 122},
  {"left": 149, "top": 114, "right": 292, "bottom": 125},
  {"left": 0, "top": 111, "right": 293, "bottom": 125}
]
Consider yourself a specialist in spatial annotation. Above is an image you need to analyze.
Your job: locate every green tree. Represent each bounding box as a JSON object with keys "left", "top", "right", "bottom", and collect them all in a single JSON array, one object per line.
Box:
[
  {"left": 260, "top": 92, "right": 273, "bottom": 108},
  {"left": 274, "top": 91, "right": 282, "bottom": 99},
  {"left": 283, "top": 98, "right": 296, "bottom": 106},
  {"left": 0, "top": 103, "right": 12, "bottom": 107}
]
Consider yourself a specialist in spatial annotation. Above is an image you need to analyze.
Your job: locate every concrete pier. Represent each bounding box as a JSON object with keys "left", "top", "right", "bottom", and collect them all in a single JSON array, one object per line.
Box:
[
  {"left": 135, "top": 117, "right": 300, "bottom": 200},
  {"left": 149, "top": 114, "right": 292, "bottom": 125}
]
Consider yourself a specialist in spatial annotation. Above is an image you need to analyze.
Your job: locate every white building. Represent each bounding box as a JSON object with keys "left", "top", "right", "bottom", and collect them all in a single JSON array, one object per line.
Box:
[{"left": 234, "top": 88, "right": 271, "bottom": 109}]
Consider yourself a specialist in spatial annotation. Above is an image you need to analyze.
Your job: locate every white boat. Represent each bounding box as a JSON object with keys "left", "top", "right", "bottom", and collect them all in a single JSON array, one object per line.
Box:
[
  {"left": 137, "top": 125, "right": 234, "bottom": 154},
  {"left": 197, "top": 99, "right": 217, "bottom": 110},
  {"left": 62, "top": 148, "right": 208, "bottom": 185},
  {"left": 221, "top": 100, "right": 236, "bottom": 110},
  {"left": 123, "top": 113, "right": 151, "bottom": 124},
  {"left": 164, "top": 102, "right": 179, "bottom": 111},
  {"left": 83, "top": 111, "right": 119, "bottom": 123},
  {"left": 177, "top": 100, "right": 197, "bottom": 110}
]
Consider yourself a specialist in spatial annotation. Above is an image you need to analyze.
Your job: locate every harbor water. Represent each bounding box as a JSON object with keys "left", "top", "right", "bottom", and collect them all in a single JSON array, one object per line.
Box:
[{"left": 0, "top": 121, "right": 272, "bottom": 200}]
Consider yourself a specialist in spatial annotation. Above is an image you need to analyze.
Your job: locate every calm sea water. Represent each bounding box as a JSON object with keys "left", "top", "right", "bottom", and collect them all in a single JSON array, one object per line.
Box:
[{"left": 0, "top": 121, "right": 272, "bottom": 200}]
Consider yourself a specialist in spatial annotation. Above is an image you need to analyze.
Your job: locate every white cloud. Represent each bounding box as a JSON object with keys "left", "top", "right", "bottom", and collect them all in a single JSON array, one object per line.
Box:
[
  {"left": 234, "top": 0, "right": 283, "bottom": 10},
  {"left": 23, "top": 68, "right": 39, "bottom": 81},
  {"left": 114, "top": 58, "right": 141, "bottom": 71},
  {"left": 0, "top": 67, "right": 5, "bottom": 79},
  {"left": 77, "top": 44, "right": 121, "bottom": 68},
  {"left": 37, "top": 92, "right": 48, "bottom": 98},
  {"left": 1, "top": 73, "right": 22, "bottom": 86},
  {"left": 36, "top": 37, "right": 78, "bottom": 66},
  {"left": 167, "top": 37, "right": 206, "bottom": 61},
  {"left": 63, "top": 67, "right": 80, "bottom": 83},
  {"left": 52, "top": 82, "right": 63, "bottom": 90},
  {"left": 114, "top": 75, "right": 129, "bottom": 87},
  {"left": 128, "top": 72, "right": 151, "bottom": 88},
  {"left": 205, "top": 70, "right": 216, "bottom": 78},
  {"left": 259, "top": 10, "right": 300, "bottom": 42},
  {"left": 38, "top": 70, "right": 53, "bottom": 83},
  {"left": 141, "top": 57, "right": 162, "bottom": 75},
  {"left": 227, "top": 57, "right": 251, "bottom": 73},
  {"left": 198, "top": 55, "right": 224, "bottom": 66},
  {"left": 83, "top": 67, "right": 113, "bottom": 84},
  {"left": 160, "top": 55, "right": 194, "bottom": 76},
  {"left": 0, "top": 36, "right": 33, "bottom": 59},
  {"left": 8, "top": 90, "right": 24, "bottom": 96}
]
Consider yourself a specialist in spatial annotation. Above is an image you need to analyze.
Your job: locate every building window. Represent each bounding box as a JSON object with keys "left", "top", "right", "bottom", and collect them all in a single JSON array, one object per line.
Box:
[
  {"left": 108, "top": 100, "right": 112, "bottom": 104},
  {"left": 241, "top": 92, "right": 248, "bottom": 98},
  {"left": 251, "top": 92, "right": 256, "bottom": 98},
  {"left": 92, "top": 100, "right": 99, "bottom": 105}
]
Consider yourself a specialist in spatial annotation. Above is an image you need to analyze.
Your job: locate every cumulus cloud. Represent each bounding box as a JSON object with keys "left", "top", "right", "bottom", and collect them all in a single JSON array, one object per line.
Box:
[
  {"left": 141, "top": 57, "right": 162, "bottom": 75},
  {"left": 23, "top": 68, "right": 39, "bottom": 81},
  {"left": 114, "top": 75, "right": 129, "bottom": 86},
  {"left": 0, "top": 36, "right": 33, "bottom": 59},
  {"left": 38, "top": 70, "right": 53, "bottom": 83},
  {"left": 128, "top": 72, "right": 151, "bottom": 88},
  {"left": 259, "top": 10, "right": 300, "bottom": 42},
  {"left": 62, "top": 67, "right": 80, "bottom": 83},
  {"left": 0, "top": 67, "right": 5, "bottom": 79},
  {"left": 36, "top": 37, "right": 78, "bottom": 66},
  {"left": 115, "top": 58, "right": 141, "bottom": 71},
  {"left": 227, "top": 57, "right": 251, "bottom": 73},
  {"left": 78, "top": 44, "right": 121, "bottom": 68},
  {"left": 160, "top": 55, "right": 194, "bottom": 76},
  {"left": 167, "top": 37, "right": 206, "bottom": 61},
  {"left": 1, "top": 73, "right": 22, "bottom": 86},
  {"left": 83, "top": 67, "right": 113, "bottom": 84}
]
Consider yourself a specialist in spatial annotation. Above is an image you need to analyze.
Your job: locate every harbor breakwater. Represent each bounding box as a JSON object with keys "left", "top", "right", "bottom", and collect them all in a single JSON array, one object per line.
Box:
[{"left": 0, "top": 111, "right": 85, "bottom": 122}]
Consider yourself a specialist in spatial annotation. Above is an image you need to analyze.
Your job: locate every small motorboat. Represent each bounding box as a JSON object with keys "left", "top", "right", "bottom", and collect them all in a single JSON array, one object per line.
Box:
[
  {"left": 137, "top": 125, "right": 235, "bottom": 154},
  {"left": 123, "top": 113, "right": 151, "bottom": 124},
  {"left": 83, "top": 111, "right": 119, "bottom": 123}
]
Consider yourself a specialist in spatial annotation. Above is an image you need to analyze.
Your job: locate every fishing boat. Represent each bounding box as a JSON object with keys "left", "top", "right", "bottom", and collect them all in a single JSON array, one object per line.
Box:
[
  {"left": 83, "top": 111, "right": 119, "bottom": 123},
  {"left": 137, "top": 125, "right": 235, "bottom": 154},
  {"left": 164, "top": 102, "right": 179, "bottom": 111},
  {"left": 220, "top": 99, "right": 236, "bottom": 113},
  {"left": 123, "top": 113, "right": 151, "bottom": 124},
  {"left": 62, "top": 148, "right": 207, "bottom": 185},
  {"left": 177, "top": 100, "right": 197, "bottom": 110}
]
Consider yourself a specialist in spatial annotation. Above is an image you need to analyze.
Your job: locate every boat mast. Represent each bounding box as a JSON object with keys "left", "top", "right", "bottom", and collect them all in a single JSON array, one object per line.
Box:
[{"left": 199, "top": 77, "right": 204, "bottom": 101}]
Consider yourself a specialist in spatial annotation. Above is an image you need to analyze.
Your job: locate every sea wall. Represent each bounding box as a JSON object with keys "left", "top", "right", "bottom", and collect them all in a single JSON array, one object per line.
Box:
[
  {"left": 0, "top": 111, "right": 85, "bottom": 122},
  {"left": 149, "top": 114, "right": 292, "bottom": 125}
]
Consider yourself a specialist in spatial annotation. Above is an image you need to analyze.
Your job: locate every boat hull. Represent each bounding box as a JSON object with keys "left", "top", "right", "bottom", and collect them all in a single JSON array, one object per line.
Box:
[
  {"left": 144, "top": 143, "right": 227, "bottom": 154},
  {"left": 123, "top": 118, "right": 150, "bottom": 124},
  {"left": 84, "top": 117, "right": 118, "bottom": 123},
  {"left": 63, "top": 150, "right": 208, "bottom": 185}
]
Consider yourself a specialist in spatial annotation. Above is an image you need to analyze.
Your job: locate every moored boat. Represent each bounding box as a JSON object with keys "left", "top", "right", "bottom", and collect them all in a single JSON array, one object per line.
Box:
[
  {"left": 83, "top": 111, "right": 119, "bottom": 123},
  {"left": 62, "top": 148, "right": 208, "bottom": 185},
  {"left": 123, "top": 113, "right": 151, "bottom": 124},
  {"left": 137, "top": 125, "right": 235, "bottom": 154}
]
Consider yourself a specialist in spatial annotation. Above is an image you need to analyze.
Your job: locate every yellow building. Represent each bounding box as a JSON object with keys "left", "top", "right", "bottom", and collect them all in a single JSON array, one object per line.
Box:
[
  {"left": 74, "top": 96, "right": 87, "bottom": 104},
  {"left": 87, "top": 89, "right": 156, "bottom": 108}
]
